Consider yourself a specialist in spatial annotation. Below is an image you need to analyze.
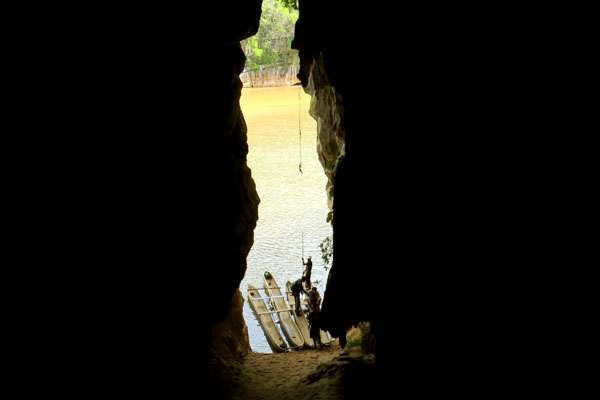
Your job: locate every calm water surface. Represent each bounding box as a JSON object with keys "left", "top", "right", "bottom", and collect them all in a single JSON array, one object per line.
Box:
[{"left": 240, "top": 87, "right": 332, "bottom": 353}]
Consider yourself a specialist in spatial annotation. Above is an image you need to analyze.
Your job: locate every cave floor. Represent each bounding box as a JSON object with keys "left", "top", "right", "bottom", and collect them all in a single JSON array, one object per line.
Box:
[{"left": 218, "top": 344, "right": 377, "bottom": 400}]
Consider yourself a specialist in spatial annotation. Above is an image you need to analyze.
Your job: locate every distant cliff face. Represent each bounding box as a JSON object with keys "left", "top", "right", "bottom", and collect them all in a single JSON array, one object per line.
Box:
[{"left": 241, "top": 65, "right": 299, "bottom": 87}]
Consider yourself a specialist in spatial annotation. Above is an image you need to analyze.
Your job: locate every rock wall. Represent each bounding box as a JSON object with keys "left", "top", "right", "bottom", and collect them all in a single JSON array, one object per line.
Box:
[
  {"left": 43, "top": 2, "right": 264, "bottom": 395},
  {"left": 211, "top": 290, "right": 251, "bottom": 361},
  {"left": 208, "top": 0, "right": 261, "bottom": 366},
  {"left": 292, "top": 0, "right": 378, "bottom": 350},
  {"left": 301, "top": 52, "right": 345, "bottom": 209},
  {"left": 290, "top": 0, "right": 560, "bottom": 389}
]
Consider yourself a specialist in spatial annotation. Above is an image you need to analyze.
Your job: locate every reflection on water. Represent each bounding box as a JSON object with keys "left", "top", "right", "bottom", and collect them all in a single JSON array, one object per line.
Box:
[{"left": 240, "top": 87, "right": 332, "bottom": 353}]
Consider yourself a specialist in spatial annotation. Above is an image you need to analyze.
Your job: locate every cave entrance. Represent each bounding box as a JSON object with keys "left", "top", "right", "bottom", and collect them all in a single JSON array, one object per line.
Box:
[{"left": 238, "top": 0, "right": 332, "bottom": 352}]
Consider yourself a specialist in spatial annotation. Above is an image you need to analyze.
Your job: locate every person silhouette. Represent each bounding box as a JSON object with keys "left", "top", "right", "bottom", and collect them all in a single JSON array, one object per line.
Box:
[
  {"left": 290, "top": 276, "right": 308, "bottom": 315},
  {"left": 302, "top": 256, "right": 313, "bottom": 289}
]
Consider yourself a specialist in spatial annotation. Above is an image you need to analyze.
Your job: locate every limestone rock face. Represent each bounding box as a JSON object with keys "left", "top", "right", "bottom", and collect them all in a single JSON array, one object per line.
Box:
[
  {"left": 211, "top": 290, "right": 251, "bottom": 361},
  {"left": 207, "top": 0, "right": 261, "bottom": 367},
  {"left": 293, "top": 0, "right": 377, "bottom": 350},
  {"left": 302, "top": 53, "right": 345, "bottom": 209},
  {"left": 209, "top": 1, "right": 261, "bottom": 330}
]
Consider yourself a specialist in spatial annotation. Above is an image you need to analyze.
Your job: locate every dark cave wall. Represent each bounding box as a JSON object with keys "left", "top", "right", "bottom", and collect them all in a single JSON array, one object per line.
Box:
[
  {"left": 291, "top": 0, "right": 534, "bottom": 356},
  {"left": 45, "top": 3, "right": 265, "bottom": 393},
  {"left": 290, "top": 3, "right": 557, "bottom": 383},
  {"left": 210, "top": 15, "right": 261, "bottom": 329},
  {"left": 209, "top": 0, "right": 262, "bottom": 341},
  {"left": 293, "top": 0, "right": 382, "bottom": 347}
]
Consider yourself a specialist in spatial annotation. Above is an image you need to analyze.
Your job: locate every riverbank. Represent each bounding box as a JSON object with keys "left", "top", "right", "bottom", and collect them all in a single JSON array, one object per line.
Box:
[
  {"left": 210, "top": 343, "right": 377, "bottom": 400},
  {"left": 241, "top": 65, "right": 299, "bottom": 87}
]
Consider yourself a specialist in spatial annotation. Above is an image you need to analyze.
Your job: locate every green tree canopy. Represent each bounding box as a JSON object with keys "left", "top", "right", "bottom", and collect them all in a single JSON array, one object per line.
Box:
[{"left": 241, "top": 0, "right": 299, "bottom": 72}]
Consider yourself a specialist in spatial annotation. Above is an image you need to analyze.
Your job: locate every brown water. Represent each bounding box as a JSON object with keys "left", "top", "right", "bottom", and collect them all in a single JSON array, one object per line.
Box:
[{"left": 240, "top": 86, "right": 332, "bottom": 352}]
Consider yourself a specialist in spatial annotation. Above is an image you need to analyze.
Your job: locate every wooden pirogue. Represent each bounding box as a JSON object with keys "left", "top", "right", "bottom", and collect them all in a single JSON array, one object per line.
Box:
[
  {"left": 263, "top": 272, "right": 305, "bottom": 349},
  {"left": 286, "top": 280, "right": 330, "bottom": 347},
  {"left": 247, "top": 283, "right": 288, "bottom": 352}
]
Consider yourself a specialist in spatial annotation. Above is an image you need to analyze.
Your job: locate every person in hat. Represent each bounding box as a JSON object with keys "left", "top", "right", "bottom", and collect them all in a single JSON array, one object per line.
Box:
[
  {"left": 307, "top": 286, "right": 322, "bottom": 313},
  {"left": 290, "top": 276, "right": 308, "bottom": 315}
]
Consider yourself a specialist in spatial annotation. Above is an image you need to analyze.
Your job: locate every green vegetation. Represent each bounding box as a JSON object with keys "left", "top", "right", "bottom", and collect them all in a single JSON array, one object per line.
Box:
[
  {"left": 326, "top": 211, "right": 334, "bottom": 224},
  {"left": 313, "top": 234, "right": 332, "bottom": 286},
  {"left": 241, "top": 0, "right": 299, "bottom": 72},
  {"left": 279, "top": 0, "right": 298, "bottom": 10},
  {"left": 345, "top": 335, "right": 362, "bottom": 350},
  {"left": 319, "top": 235, "right": 333, "bottom": 271}
]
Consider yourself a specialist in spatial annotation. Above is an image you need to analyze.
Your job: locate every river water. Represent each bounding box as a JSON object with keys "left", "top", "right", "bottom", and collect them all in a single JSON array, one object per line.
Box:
[{"left": 240, "top": 86, "right": 333, "bottom": 353}]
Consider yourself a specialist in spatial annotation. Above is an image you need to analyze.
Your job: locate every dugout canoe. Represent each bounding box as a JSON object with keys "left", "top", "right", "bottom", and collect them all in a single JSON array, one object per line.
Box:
[
  {"left": 263, "top": 272, "right": 304, "bottom": 348},
  {"left": 247, "top": 283, "right": 288, "bottom": 353}
]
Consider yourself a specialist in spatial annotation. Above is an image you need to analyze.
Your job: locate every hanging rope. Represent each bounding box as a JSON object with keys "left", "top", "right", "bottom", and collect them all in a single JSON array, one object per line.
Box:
[
  {"left": 301, "top": 230, "right": 304, "bottom": 260},
  {"left": 298, "top": 86, "right": 304, "bottom": 272},
  {"left": 298, "top": 87, "right": 303, "bottom": 174}
]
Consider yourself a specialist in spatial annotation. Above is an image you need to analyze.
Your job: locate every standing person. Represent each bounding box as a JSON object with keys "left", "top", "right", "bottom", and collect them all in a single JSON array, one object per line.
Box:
[
  {"left": 302, "top": 256, "right": 313, "bottom": 289},
  {"left": 307, "top": 286, "right": 322, "bottom": 313},
  {"left": 290, "top": 277, "right": 308, "bottom": 315},
  {"left": 308, "top": 310, "right": 323, "bottom": 349}
]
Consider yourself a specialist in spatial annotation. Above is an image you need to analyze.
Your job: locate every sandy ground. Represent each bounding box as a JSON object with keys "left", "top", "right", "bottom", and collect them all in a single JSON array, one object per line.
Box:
[{"left": 212, "top": 343, "right": 377, "bottom": 400}]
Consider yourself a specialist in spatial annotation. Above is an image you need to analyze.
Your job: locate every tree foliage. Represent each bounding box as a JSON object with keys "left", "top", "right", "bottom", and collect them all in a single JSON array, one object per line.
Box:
[
  {"left": 279, "top": 0, "right": 298, "bottom": 10},
  {"left": 319, "top": 235, "right": 333, "bottom": 272},
  {"left": 241, "top": 0, "right": 299, "bottom": 72}
]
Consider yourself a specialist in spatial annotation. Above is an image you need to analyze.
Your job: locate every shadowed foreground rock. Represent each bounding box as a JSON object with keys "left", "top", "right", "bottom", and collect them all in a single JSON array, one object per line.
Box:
[
  {"left": 212, "top": 346, "right": 377, "bottom": 400},
  {"left": 303, "top": 353, "right": 377, "bottom": 399},
  {"left": 211, "top": 290, "right": 251, "bottom": 362}
]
